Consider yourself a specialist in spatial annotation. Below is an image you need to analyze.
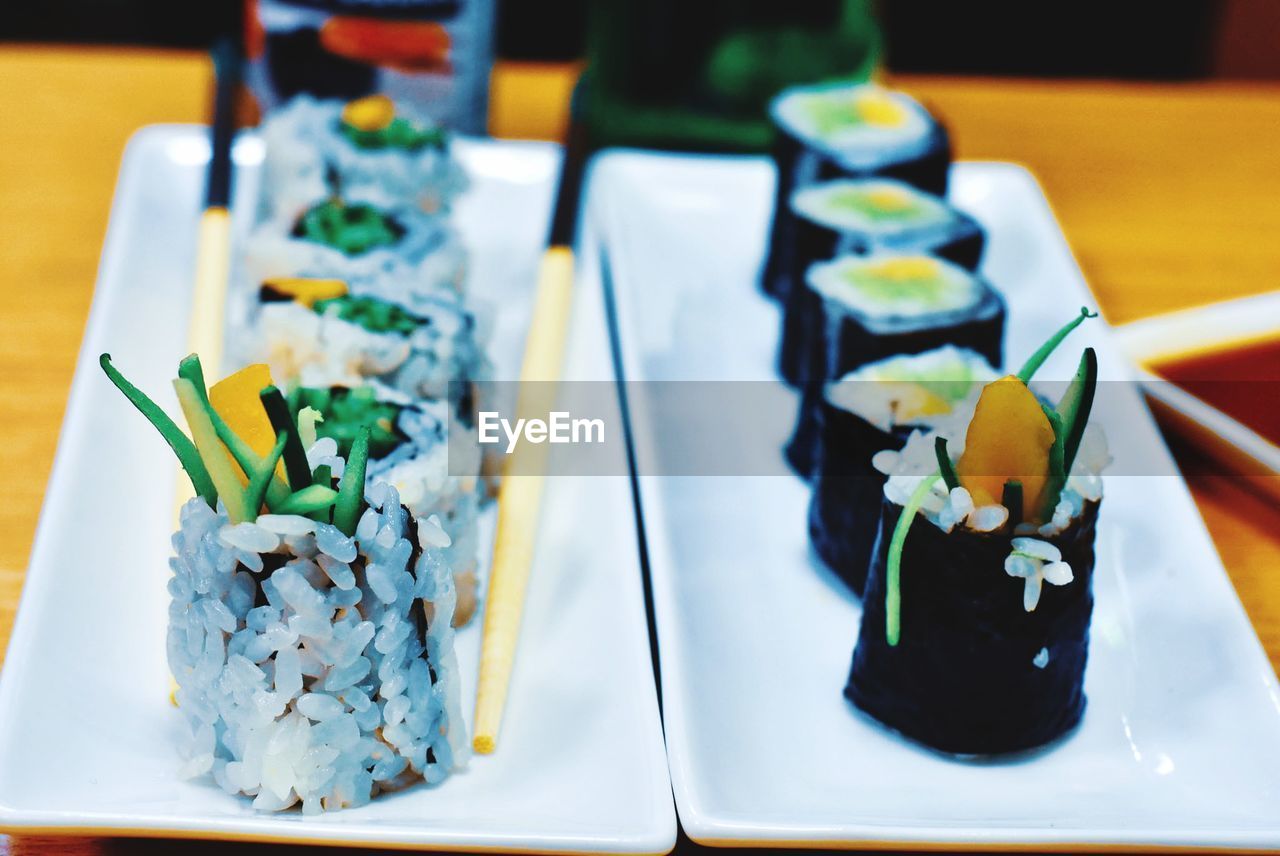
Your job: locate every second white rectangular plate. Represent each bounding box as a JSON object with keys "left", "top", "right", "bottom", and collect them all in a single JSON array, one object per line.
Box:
[
  {"left": 591, "top": 150, "right": 1280, "bottom": 851},
  {"left": 0, "top": 128, "right": 675, "bottom": 853}
]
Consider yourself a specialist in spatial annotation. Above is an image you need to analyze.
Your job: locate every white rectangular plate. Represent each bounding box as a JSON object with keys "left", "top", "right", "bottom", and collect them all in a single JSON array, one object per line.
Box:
[
  {"left": 0, "top": 127, "right": 675, "bottom": 854},
  {"left": 591, "top": 150, "right": 1280, "bottom": 851}
]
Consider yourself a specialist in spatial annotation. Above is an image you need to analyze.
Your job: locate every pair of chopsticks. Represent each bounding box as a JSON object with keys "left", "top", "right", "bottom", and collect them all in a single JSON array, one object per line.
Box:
[{"left": 186, "top": 38, "right": 589, "bottom": 754}]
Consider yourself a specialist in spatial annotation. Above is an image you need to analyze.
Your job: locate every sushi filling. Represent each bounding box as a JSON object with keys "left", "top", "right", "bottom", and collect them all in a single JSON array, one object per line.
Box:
[
  {"left": 826, "top": 345, "right": 997, "bottom": 433},
  {"left": 314, "top": 294, "right": 428, "bottom": 337},
  {"left": 772, "top": 84, "right": 934, "bottom": 166},
  {"left": 252, "top": 279, "right": 487, "bottom": 404},
  {"left": 875, "top": 421, "right": 1108, "bottom": 554},
  {"left": 339, "top": 95, "right": 446, "bottom": 152},
  {"left": 293, "top": 199, "right": 405, "bottom": 256},
  {"left": 292, "top": 385, "right": 409, "bottom": 460},
  {"left": 809, "top": 255, "right": 985, "bottom": 321},
  {"left": 792, "top": 179, "right": 954, "bottom": 237}
]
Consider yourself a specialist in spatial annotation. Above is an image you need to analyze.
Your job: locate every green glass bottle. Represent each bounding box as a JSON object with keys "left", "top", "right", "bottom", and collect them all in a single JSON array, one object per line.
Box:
[{"left": 584, "top": 0, "right": 881, "bottom": 153}]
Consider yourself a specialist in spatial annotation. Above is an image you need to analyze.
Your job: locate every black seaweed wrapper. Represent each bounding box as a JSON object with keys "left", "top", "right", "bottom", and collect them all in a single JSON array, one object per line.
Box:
[
  {"left": 808, "top": 405, "right": 913, "bottom": 596},
  {"left": 761, "top": 122, "right": 952, "bottom": 302},
  {"left": 847, "top": 497, "right": 1101, "bottom": 756}
]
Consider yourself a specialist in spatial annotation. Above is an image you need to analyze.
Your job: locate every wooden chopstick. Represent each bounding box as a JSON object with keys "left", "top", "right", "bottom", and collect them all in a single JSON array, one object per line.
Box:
[
  {"left": 472, "top": 105, "right": 589, "bottom": 755},
  {"left": 187, "top": 34, "right": 242, "bottom": 377}
]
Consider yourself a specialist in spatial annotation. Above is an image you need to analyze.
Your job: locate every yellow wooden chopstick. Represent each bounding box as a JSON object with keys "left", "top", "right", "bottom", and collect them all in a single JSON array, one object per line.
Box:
[
  {"left": 188, "top": 207, "right": 233, "bottom": 376},
  {"left": 472, "top": 245, "right": 575, "bottom": 754}
]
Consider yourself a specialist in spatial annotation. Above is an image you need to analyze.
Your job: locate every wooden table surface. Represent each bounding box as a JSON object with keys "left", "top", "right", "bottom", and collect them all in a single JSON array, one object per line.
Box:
[{"left": 1, "top": 45, "right": 1279, "bottom": 856}]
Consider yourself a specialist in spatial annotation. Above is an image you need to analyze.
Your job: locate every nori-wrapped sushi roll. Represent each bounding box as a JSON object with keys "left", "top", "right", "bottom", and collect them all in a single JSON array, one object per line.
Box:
[
  {"left": 810, "top": 346, "right": 996, "bottom": 595},
  {"left": 846, "top": 312, "right": 1107, "bottom": 755},
  {"left": 852, "top": 492, "right": 1101, "bottom": 755},
  {"left": 762, "top": 83, "right": 952, "bottom": 301},
  {"left": 784, "top": 254, "right": 1005, "bottom": 477},
  {"left": 779, "top": 180, "right": 987, "bottom": 386}
]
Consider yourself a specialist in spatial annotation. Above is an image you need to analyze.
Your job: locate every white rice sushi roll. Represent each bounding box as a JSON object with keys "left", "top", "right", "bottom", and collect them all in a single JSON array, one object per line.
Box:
[
  {"left": 170, "top": 484, "right": 469, "bottom": 812},
  {"left": 248, "top": 277, "right": 490, "bottom": 406},
  {"left": 244, "top": 188, "right": 466, "bottom": 306},
  {"left": 260, "top": 94, "right": 467, "bottom": 221},
  {"left": 100, "top": 354, "right": 472, "bottom": 812}
]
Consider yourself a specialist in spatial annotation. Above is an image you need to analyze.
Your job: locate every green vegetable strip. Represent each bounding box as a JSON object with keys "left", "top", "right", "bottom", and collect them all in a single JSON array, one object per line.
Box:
[
  {"left": 274, "top": 485, "right": 340, "bottom": 516},
  {"left": 246, "top": 433, "right": 288, "bottom": 515},
  {"left": 309, "top": 463, "right": 333, "bottom": 523},
  {"left": 886, "top": 472, "right": 940, "bottom": 647},
  {"left": 179, "top": 353, "right": 290, "bottom": 508},
  {"left": 174, "top": 378, "right": 251, "bottom": 523},
  {"left": 177, "top": 353, "right": 207, "bottom": 394},
  {"left": 100, "top": 354, "right": 217, "bottom": 507},
  {"left": 934, "top": 437, "right": 960, "bottom": 491},
  {"left": 1059, "top": 347, "right": 1098, "bottom": 475},
  {"left": 260, "top": 385, "right": 312, "bottom": 491},
  {"left": 1039, "top": 405, "right": 1068, "bottom": 519},
  {"left": 1016, "top": 307, "right": 1098, "bottom": 384},
  {"left": 334, "top": 427, "right": 370, "bottom": 537},
  {"left": 1002, "top": 479, "right": 1024, "bottom": 527}
]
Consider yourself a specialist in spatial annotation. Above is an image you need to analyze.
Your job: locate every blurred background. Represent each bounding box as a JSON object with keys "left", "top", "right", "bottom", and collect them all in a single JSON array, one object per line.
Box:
[{"left": 4, "top": 0, "right": 1277, "bottom": 79}]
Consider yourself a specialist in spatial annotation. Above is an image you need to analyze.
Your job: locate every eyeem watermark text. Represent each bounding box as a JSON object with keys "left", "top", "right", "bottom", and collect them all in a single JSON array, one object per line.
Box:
[{"left": 477, "top": 411, "right": 606, "bottom": 454}]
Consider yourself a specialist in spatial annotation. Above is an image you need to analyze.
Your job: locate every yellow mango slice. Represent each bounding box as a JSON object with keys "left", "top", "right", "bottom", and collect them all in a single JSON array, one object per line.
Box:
[
  {"left": 261, "top": 277, "right": 348, "bottom": 308},
  {"left": 209, "top": 364, "right": 284, "bottom": 484},
  {"left": 956, "top": 375, "right": 1055, "bottom": 518},
  {"left": 341, "top": 94, "right": 395, "bottom": 132}
]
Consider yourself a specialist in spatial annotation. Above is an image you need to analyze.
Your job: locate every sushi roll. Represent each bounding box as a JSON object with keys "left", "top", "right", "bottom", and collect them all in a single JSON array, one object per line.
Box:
[
  {"left": 100, "top": 354, "right": 469, "bottom": 811},
  {"left": 244, "top": 189, "right": 466, "bottom": 308},
  {"left": 783, "top": 254, "right": 1005, "bottom": 477},
  {"left": 847, "top": 310, "right": 1106, "bottom": 755},
  {"left": 809, "top": 346, "right": 997, "bottom": 596},
  {"left": 779, "top": 179, "right": 986, "bottom": 385},
  {"left": 261, "top": 94, "right": 467, "bottom": 221},
  {"left": 762, "top": 83, "right": 952, "bottom": 301},
  {"left": 249, "top": 277, "right": 490, "bottom": 410}
]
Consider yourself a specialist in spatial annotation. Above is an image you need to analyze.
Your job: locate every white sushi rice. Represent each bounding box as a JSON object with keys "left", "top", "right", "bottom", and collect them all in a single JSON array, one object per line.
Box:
[
  {"left": 260, "top": 95, "right": 468, "bottom": 222},
  {"left": 249, "top": 289, "right": 490, "bottom": 404},
  {"left": 244, "top": 190, "right": 467, "bottom": 307},
  {"left": 168, "top": 480, "right": 469, "bottom": 813}
]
